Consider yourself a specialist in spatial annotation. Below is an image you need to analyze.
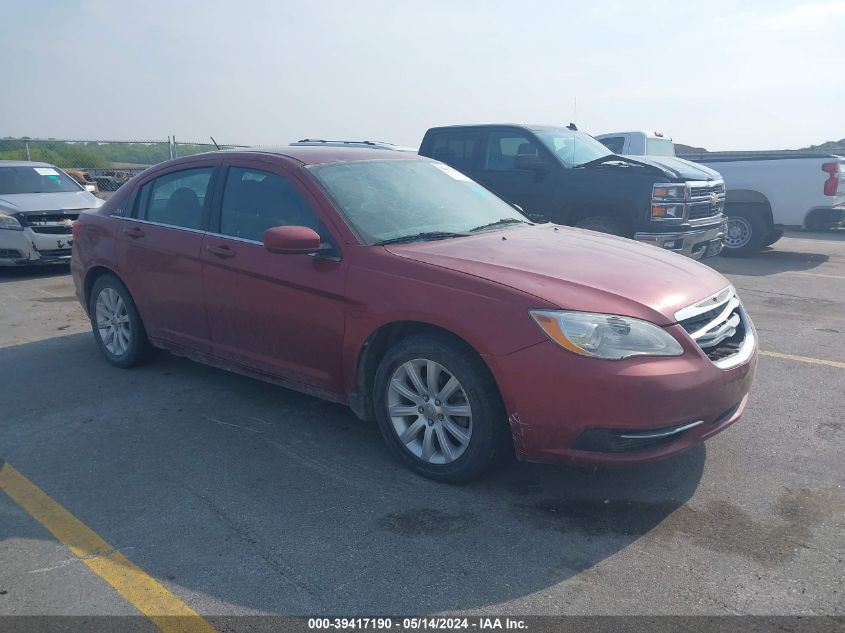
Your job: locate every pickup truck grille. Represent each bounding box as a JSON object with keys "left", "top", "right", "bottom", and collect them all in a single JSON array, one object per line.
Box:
[
  {"left": 687, "top": 181, "right": 726, "bottom": 221},
  {"left": 676, "top": 286, "right": 754, "bottom": 369}
]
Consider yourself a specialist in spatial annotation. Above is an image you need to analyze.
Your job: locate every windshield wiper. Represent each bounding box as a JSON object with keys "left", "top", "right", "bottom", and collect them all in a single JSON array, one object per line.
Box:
[
  {"left": 469, "top": 218, "right": 530, "bottom": 232},
  {"left": 374, "top": 231, "right": 469, "bottom": 246}
]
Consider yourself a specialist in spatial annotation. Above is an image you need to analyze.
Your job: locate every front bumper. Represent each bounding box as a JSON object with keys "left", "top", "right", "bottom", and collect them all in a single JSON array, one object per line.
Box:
[
  {"left": 634, "top": 221, "right": 727, "bottom": 260},
  {"left": 0, "top": 228, "right": 73, "bottom": 266},
  {"left": 484, "top": 324, "right": 757, "bottom": 466}
]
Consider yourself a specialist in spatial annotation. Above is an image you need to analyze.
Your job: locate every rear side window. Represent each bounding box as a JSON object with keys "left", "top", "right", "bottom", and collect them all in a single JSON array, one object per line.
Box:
[
  {"left": 426, "top": 131, "right": 479, "bottom": 171},
  {"left": 135, "top": 167, "right": 213, "bottom": 230},
  {"left": 599, "top": 136, "right": 625, "bottom": 154},
  {"left": 484, "top": 131, "right": 542, "bottom": 171},
  {"left": 219, "top": 167, "right": 325, "bottom": 242}
]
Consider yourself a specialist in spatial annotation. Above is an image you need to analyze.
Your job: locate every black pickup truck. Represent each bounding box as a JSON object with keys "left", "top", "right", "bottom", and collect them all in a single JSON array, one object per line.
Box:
[{"left": 419, "top": 124, "right": 727, "bottom": 259}]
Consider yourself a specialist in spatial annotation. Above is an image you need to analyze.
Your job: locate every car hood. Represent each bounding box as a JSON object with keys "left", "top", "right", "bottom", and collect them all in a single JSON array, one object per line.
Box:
[
  {"left": 628, "top": 155, "right": 722, "bottom": 181},
  {"left": 0, "top": 191, "right": 103, "bottom": 214},
  {"left": 385, "top": 224, "right": 730, "bottom": 325}
]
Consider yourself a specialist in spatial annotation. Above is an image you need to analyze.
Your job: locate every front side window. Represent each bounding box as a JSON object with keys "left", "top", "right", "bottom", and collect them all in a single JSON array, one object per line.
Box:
[
  {"left": 137, "top": 167, "right": 213, "bottom": 230},
  {"left": 308, "top": 159, "right": 528, "bottom": 245},
  {"left": 219, "top": 167, "right": 324, "bottom": 242},
  {"left": 483, "top": 132, "right": 542, "bottom": 171},
  {"left": 0, "top": 165, "right": 83, "bottom": 195}
]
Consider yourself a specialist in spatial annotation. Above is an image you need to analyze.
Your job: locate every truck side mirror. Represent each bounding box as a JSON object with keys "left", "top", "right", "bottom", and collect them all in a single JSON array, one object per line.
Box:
[{"left": 514, "top": 154, "right": 549, "bottom": 172}]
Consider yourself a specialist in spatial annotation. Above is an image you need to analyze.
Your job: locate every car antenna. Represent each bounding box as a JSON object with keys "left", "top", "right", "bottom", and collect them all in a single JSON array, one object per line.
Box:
[
  {"left": 567, "top": 122, "right": 578, "bottom": 131},
  {"left": 210, "top": 136, "right": 221, "bottom": 150}
]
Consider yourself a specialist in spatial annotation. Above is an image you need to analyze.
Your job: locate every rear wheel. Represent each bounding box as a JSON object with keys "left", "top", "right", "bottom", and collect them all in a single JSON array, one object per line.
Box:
[
  {"left": 574, "top": 215, "right": 629, "bottom": 237},
  {"left": 722, "top": 206, "right": 767, "bottom": 257},
  {"left": 89, "top": 274, "right": 150, "bottom": 368},
  {"left": 373, "top": 334, "right": 508, "bottom": 482}
]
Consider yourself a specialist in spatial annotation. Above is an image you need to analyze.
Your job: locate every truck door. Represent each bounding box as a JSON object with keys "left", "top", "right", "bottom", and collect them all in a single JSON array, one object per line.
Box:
[{"left": 476, "top": 129, "right": 558, "bottom": 222}]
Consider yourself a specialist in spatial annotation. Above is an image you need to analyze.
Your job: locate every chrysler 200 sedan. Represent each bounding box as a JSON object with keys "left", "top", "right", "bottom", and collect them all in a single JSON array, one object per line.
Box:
[{"left": 71, "top": 147, "right": 757, "bottom": 481}]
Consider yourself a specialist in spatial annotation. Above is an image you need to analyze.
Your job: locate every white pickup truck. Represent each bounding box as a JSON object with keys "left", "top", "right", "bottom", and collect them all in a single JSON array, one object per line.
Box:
[{"left": 596, "top": 130, "right": 845, "bottom": 256}]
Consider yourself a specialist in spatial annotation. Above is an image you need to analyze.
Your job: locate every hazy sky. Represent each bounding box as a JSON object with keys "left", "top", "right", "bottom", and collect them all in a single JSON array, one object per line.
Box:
[{"left": 1, "top": 0, "right": 842, "bottom": 150}]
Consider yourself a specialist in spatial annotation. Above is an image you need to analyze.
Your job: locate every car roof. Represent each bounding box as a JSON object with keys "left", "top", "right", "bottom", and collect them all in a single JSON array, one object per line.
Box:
[
  {"left": 426, "top": 123, "right": 573, "bottom": 133},
  {"left": 290, "top": 139, "right": 418, "bottom": 152},
  {"left": 205, "top": 145, "right": 424, "bottom": 166},
  {"left": 0, "top": 160, "right": 59, "bottom": 168}
]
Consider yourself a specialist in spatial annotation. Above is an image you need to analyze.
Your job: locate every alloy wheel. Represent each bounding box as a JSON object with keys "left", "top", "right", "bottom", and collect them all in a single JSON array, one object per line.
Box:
[
  {"left": 387, "top": 359, "right": 473, "bottom": 464},
  {"left": 95, "top": 287, "right": 131, "bottom": 356}
]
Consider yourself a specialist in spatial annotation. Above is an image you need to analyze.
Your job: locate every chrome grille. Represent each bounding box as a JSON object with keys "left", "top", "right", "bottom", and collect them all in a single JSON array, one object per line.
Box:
[
  {"left": 675, "top": 286, "right": 754, "bottom": 369},
  {"left": 687, "top": 181, "right": 725, "bottom": 222}
]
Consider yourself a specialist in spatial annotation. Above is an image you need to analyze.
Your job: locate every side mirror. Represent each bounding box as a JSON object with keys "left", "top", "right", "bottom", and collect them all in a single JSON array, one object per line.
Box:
[
  {"left": 85, "top": 184, "right": 97, "bottom": 193},
  {"left": 263, "top": 226, "right": 321, "bottom": 255},
  {"left": 514, "top": 154, "right": 549, "bottom": 172}
]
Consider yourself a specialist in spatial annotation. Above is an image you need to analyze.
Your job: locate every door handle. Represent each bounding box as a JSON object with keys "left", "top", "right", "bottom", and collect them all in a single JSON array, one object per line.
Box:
[
  {"left": 123, "top": 226, "right": 145, "bottom": 239},
  {"left": 206, "top": 243, "right": 236, "bottom": 259}
]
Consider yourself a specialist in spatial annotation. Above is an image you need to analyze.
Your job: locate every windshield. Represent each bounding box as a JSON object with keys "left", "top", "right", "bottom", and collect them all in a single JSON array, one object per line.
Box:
[
  {"left": 308, "top": 159, "right": 528, "bottom": 245},
  {"left": 645, "top": 137, "right": 676, "bottom": 157},
  {"left": 0, "top": 166, "right": 83, "bottom": 195},
  {"left": 533, "top": 129, "right": 613, "bottom": 167}
]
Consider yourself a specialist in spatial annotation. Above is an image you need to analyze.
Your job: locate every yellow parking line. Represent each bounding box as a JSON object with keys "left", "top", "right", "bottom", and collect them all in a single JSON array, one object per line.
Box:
[
  {"left": 760, "top": 350, "right": 845, "bottom": 369},
  {"left": 784, "top": 271, "right": 845, "bottom": 280},
  {"left": 0, "top": 462, "right": 218, "bottom": 633}
]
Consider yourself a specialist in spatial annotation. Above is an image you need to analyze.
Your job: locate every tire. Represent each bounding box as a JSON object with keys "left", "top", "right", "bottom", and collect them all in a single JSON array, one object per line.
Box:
[
  {"left": 372, "top": 333, "right": 508, "bottom": 482},
  {"left": 762, "top": 228, "right": 784, "bottom": 248},
  {"left": 88, "top": 274, "right": 150, "bottom": 368},
  {"left": 722, "top": 206, "right": 767, "bottom": 257},
  {"left": 574, "top": 215, "right": 629, "bottom": 237}
]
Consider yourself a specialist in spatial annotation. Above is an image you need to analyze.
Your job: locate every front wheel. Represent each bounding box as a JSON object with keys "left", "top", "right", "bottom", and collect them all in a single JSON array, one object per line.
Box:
[
  {"left": 722, "top": 206, "right": 767, "bottom": 257},
  {"left": 373, "top": 334, "right": 508, "bottom": 482},
  {"left": 89, "top": 274, "right": 150, "bottom": 368}
]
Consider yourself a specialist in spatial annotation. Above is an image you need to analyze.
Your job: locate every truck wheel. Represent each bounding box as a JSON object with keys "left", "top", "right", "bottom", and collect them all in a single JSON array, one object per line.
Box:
[
  {"left": 723, "top": 206, "right": 767, "bottom": 257},
  {"left": 761, "top": 228, "right": 784, "bottom": 248},
  {"left": 373, "top": 333, "right": 508, "bottom": 482},
  {"left": 574, "top": 215, "right": 628, "bottom": 237}
]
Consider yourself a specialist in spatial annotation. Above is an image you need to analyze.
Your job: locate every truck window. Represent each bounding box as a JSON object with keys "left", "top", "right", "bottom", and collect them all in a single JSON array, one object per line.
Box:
[
  {"left": 427, "top": 131, "right": 479, "bottom": 171},
  {"left": 599, "top": 136, "right": 625, "bottom": 154},
  {"left": 645, "top": 137, "right": 675, "bottom": 157},
  {"left": 484, "top": 132, "right": 541, "bottom": 171}
]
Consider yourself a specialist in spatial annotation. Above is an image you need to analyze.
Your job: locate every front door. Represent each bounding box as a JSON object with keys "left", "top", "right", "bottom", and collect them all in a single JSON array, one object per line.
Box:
[
  {"left": 201, "top": 161, "right": 348, "bottom": 395},
  {"left": 477, "top": 129, "right": 558, "bottom": 222}
]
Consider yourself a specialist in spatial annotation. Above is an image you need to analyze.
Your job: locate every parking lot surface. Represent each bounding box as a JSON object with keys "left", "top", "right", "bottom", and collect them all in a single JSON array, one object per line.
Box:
[{"left": 1, "top": 230, "right": 843, "bottom": 620}]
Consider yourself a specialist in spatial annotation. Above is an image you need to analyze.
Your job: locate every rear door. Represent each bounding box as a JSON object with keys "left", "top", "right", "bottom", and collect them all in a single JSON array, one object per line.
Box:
[
  {"left": 200, "top": 159, "right": 348, "bottom": 395},
  {"left": 115, "top": 161, "right": 218, "bottom": 352},
  {"left": 476, "top": 128, "right": 559, "bottom": 222},
  {"left": 420, "top": 128, "right": 484, "bottom": 180}
]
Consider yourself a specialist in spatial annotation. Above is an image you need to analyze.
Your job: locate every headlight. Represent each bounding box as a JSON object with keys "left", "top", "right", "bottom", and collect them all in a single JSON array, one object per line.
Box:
[
  {"left": 0, "top": 213, "right": 23, "bottom": 231},
  {"left": 529, "top": 310, "right": 684, "bottom": 360},
  {"left": 653, "top": 184, "right": 687, "bottom": 200},
  {"left": 651, "top": 203, "right": 685, "bottom": 220}
]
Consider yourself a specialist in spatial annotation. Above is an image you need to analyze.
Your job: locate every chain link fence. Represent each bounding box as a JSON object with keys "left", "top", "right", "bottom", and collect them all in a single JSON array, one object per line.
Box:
[{"left": 0, "top": 137, "right": 244, "bottom": 198}]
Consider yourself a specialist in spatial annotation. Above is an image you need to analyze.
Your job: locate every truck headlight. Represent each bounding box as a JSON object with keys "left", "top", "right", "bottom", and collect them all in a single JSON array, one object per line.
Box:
[
  {"left": 653, "top": 184, "right": 687, "bottom": 200},
  {"left": 529, "top": 310, "right": 684, "bottom": 360},
  {"left": 0, "top": 214, "right": 23, "bottom": 231},
  {"left": 651, "top": 203, "right": 685, "bottom": 220}
]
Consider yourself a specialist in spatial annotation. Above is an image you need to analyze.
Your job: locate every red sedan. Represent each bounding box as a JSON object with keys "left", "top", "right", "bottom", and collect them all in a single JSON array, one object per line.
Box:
[{"left": 71, "top": 147, "right": 757, "bottom": 481}]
